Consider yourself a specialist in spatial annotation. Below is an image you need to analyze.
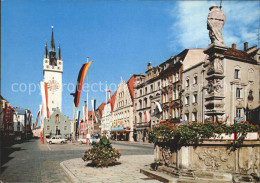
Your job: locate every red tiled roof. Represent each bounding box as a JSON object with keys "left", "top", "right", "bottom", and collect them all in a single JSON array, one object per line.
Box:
[
  {"left": 88, "top": 111, "right": 95, "bottom": 119},
  {"left": 224, "top": 48, "right": 255, "bottom": 62},
  {"left": 126, "top": 75, "right": 135, "bottom": 101},
  {"left": 108, "top": 91, "right": 117, "bottom": 112},
  {"left": 97, "top": 102, "right": 105, "bottom": 116}
]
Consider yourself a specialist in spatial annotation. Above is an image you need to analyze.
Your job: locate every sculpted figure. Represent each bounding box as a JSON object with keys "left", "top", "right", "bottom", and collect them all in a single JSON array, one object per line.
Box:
[{"left": 207, "top": 5, "right": 226, "bottom": 45}]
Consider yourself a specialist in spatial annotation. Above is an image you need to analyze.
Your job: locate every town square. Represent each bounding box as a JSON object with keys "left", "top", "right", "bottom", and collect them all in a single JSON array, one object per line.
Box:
[{"left": 1, "top": 0, "right": 260, "bottom": 183}]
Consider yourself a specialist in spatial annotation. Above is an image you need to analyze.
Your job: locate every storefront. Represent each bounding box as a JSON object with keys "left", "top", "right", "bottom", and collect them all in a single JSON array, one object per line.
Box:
[{"left": 111, "top": 127, "right": 131, "bottom": 141}]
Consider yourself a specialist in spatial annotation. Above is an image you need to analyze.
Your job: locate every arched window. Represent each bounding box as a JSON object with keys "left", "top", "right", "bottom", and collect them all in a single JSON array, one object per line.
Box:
[
  {"left": 234, "top": 66, "right": 241, "bottom": 79},
  {"left": 55, "top": 114, "right": 59, "bottom": 123},
  {"left": 248, "top": 69, "right": 254, "bottom": 82}
]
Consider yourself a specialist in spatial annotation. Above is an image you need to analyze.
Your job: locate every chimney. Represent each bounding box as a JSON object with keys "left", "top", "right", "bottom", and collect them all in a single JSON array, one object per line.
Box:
[
  {"left": 232, "top": 43, "right": 236, "bottom": 49},
  {"left": 244, "top": 42, "right": 248, "bottom": 51}
]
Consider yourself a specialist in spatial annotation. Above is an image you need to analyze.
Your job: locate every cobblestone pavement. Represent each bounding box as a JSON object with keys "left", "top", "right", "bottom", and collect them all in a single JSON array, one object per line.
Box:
[
  {"left": 62, "top": 155, "right": 161, "bottom": 183},
  {"left": 0, "top": 139, "right": 154, "bottom": 182}
]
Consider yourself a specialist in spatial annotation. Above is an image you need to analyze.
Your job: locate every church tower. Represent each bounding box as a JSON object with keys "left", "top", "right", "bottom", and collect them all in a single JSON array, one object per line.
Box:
[{"left": 43, "top": 27, "right": 63, "bottom": 114}]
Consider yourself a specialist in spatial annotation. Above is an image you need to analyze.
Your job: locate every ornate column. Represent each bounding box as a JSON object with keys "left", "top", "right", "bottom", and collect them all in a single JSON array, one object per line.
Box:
[{"left": 204, "top": 5, "right": 227, "bottom": 122}]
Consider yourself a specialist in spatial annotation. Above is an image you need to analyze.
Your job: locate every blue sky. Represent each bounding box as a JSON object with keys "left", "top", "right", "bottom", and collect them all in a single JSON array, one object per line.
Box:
[{"left": 1, "top": 0, "right": 259, "bottom": 122}]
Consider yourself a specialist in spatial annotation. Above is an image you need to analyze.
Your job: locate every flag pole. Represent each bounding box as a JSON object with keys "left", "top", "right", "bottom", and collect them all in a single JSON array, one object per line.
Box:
[
  {"left": 86, "top": 56, "right": 89, "bottom": 136},
  {"left": 92, "top": 98, "right": 94, "bottom": 135}
]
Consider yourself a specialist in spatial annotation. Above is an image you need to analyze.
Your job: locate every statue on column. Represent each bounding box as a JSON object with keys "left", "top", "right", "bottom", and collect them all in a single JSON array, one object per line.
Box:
[{"left": 207, "top": 5, "right": 226, "bottom": 45}]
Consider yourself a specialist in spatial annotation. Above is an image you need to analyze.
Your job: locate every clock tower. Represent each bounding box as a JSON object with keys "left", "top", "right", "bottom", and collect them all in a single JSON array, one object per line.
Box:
[{"left": 43, "top": 27, "right": 63, "bottom": 114}]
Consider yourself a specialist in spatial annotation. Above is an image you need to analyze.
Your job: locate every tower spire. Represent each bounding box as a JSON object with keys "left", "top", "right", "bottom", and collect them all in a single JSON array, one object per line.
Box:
[
  {"left": 44, "top": 42, "right": 49, "bottom": 58},
  {"left": 51, "top": 26, "right": 56, "bottom": 52},
  {"left": 57, "top": 44, "right": 62, "bottom": 60}
]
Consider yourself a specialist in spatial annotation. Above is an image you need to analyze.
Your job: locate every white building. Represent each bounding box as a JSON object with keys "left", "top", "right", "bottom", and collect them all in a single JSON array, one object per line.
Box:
[
  {"left": 101, "top": 91, "right": 117, "bottom": 137},
  {"left": 112, "top": 76, "right": 135, "bottom": 141},
  {"left": 13, "top": 108, "right": 32, "bottom": 139}
]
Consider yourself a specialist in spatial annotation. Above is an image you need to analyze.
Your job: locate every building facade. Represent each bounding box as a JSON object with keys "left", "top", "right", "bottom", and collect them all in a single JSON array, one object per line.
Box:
[
  {"left": 95, "top": 102, "right": 105, "bottom": 134},
  {"left": 182, "top": 61, "right": 206, "bottom": 123},
  {"left": 160, "top": 49, "right": 206, "bottom": 124},
  {"left": 101, "top": 91, "right": 117, "bottom": 137},
  {"left": 13, "top": 108, "right": 33, "bottom": 139},
  {"left": 134, "top": 63, "right": 162, "bottom": 142},
  {"left": 112, "top": 76, "right": 135, "bottom": 141},
  {"left": 44, "top": 109, "right": 71, "bottom": 139}
]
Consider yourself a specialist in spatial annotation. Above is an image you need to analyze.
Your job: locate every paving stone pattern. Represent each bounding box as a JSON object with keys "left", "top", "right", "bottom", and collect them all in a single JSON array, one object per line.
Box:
[{"left": 62, "top": 155, "right": 161, "bottom": 183}]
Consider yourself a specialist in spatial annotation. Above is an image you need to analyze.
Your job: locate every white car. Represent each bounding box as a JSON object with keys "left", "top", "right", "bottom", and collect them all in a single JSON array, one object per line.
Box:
[
  {"left": 46, "top": 137, "right": 67, "bottom": 144},
  {"left": 77, "top": 138, "right": 87, "bottom": 144},
  {"left": 89, "top": 135, "right": 100, "bottom": 145}
]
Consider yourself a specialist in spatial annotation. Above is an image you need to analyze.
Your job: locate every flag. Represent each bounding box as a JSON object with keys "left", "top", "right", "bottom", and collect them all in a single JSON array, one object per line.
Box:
[
  {"left": 91, "top": 99, "right": 98, "bottom": 122},
  {"left": 144, "top": 110, "right": 148, "bottom": 123},
  {"left": 107, "top": 90, "right": 111, "bottom": 99},
  {"left": 73, "top": 61, "right": 93, "bottom": 108},
  {"left": 41, "top": 82, "right": 50, "bottom": 118},
  {"left": 77, "top": 111, "right": 81, "bottom": 135},
  {"left": 91, "top": 99, "right": 96, "bottom": 112},
  {"left": 155, "top": 101, "right": 163, "bottom": 112},
  {"left": 35, "top": 111, "right": 40, "bottom": 128}
]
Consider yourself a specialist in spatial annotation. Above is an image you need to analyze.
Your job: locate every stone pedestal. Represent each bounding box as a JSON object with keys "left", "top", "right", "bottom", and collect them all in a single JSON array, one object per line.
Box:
[{"left": 204, "top": 44, "right": 228, "bottom": 122}]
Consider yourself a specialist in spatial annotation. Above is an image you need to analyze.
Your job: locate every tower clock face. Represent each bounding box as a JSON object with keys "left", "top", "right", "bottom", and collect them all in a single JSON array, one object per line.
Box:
[{"left": 47, "top": 79, "right": 59, "bottom": 92}]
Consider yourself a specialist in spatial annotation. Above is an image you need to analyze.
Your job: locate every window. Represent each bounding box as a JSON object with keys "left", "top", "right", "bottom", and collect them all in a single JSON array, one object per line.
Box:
[
  {"left": 236, "top": 88, "right": 243, "bottom": 98},
  {"left": 47, "top": 126, "right": 50, "bottom": 130},
  {"left": 176, "top": 108, "right": 179, "bottom": 118},
  {"left": 150, "top": 85, "right": 153, "bottom": 92},
  {"left": 158, "top": 82, "right": 160, "bottom": 89},
  {"left": 193, "top": 94, "right": 198, "bottom": 103},
  {"left": 176, "top": 73, "right": 179, "bottom": 81},
  {"left": 194, "top": 75, "right": 198, "bottom": 84},
  {"left": 236, "top": 108, "right": 242, "bottom": 117},
  {"left": 140, "top": 89, "right": 142, "bottom": 96},
  {"left": 64, "top": 126, "right": 67, "bottom": 130},
  {"left": 185, "top": 113, "right": 189, "bottom": 121},
  {"left": 185, "top": 96, "right": 190, "bottom": 105},
  {"left": 186, "top": 79, "right": 189, "bottom": 87},
  {"left": 173, "top": 89, "right": 176, "bottom": 100},
  {"left": 234, "top": 69, "right": 240, "bottom": 79},
  {"left": 145, "top": 87, "right": 147, "bottom": 94},
  {"left": 248, "top": 69, "right": 254, "bottom": 82},
  {"left": 192, "top": 112, "right": 197, "bottom": 122},
  {"left": 56, "top": 126, "right": 58, "bottom": 130}
]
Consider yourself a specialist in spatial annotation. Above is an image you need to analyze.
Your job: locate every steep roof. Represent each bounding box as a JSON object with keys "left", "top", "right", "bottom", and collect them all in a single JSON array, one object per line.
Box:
[
  {"left": 126, "top": 75, "right": 135, "bottom": 101},
  {"left": 88, "top": 111, "right": 95, "bottom": 119},
  {"left": 109, "top": 91, "right": 117, "bottom": 112},
  {"left": 97, "top": 102, "right": 106, "bottom": 116}
]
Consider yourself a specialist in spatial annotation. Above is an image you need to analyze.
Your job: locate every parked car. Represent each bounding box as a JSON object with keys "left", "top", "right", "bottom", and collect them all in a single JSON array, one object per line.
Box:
[
  {"left": 89, "top": 134, "right": 100, "bottom": 145},
  {"left": 46, "top": 137, "right": 67, "bottom": 144},
  {"left": 77, "top": 138, "right": 87, "bottom": 144}
]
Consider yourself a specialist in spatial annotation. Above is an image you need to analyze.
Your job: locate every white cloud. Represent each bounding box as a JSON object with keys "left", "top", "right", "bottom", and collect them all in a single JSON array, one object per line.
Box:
[{"left": 169, "top": 1, "right": 259, "bottom": 51}]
